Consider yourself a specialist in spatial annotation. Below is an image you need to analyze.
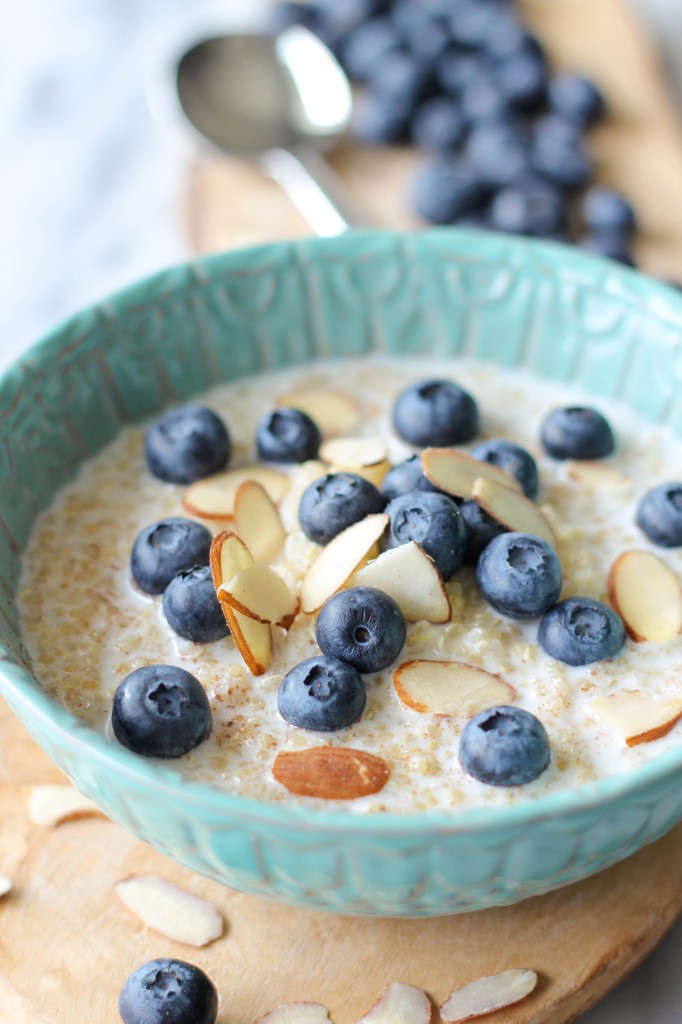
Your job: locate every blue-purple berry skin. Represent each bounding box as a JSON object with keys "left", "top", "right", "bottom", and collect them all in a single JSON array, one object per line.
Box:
[
  {"left": 112, "top": 665, "right": 212, "bottom": 759},
  {"left": 392, "top": 378, "right": 479, "bottom": 446},
  {"left": 118, "top": 958, "right": 218, "bottom": 1024},
  {"left": 538, "top": 597, "right": 626, "bottom": 666},
  {"left": 316, "top": 586, "right": 406, "bottom": 674},
  {"left": 476, "top": 532, "right": 562, "bottom": 619},
  {"left": 145, "top": 405, "right": 231, "bottom": 484},
  {"left": 541, "top": 406, "right": 615, "bottom": 460},
  {"left": 386, "top": 490, "right": 467, "bottom": 581},
  {"left": 162, "top": 566, "right": 229, "bottom": 643},
  {"left": 459, "top": 705, "right": 551, "bottom": 786},
  {"left": 278, "top": 655, "right": 366, "bottom": 731},
  {"left": 130, "top": 518, "right": 212, "bottom": 596},
  {"left": 636, "top": 482, "right": 682, "bottom": 548},
  {"left": 298, "top": 472, "right": 385, "bottom": 545}
]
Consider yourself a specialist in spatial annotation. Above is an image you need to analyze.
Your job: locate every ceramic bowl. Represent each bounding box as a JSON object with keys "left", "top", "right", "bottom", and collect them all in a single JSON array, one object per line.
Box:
[{"left": 2, "top": 230, "right": 682, "bottom": 918}]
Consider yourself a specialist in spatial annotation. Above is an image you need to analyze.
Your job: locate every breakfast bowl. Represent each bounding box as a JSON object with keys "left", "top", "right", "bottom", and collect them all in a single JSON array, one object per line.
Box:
[{"left": 2, "top": 229, "right": 682, "bottom": 918}]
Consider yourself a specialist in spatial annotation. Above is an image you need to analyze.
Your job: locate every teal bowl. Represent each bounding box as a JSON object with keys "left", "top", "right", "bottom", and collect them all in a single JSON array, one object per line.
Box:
[{"left": 2, "top": 230, "right": 682, "bottom": 917}]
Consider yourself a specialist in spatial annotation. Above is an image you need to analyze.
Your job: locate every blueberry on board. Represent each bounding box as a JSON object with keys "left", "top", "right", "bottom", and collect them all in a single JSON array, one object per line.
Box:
[
  {"left": 145, "top": 405, "right": 231, "bottom": 484},
  {"left": 162, "top": 566, "right": 229, "bottom": 643},
  {"left": 298, "top": 472, "right": 385, "bottom": 545},
  {"left": 112, "top": 665, "right": 212, "bottom": 758},
  {"left": 581, "top": 186, "right": 635, "bottom": 236},
  {"left": 578, "top": 232, "right": 635, "bottom": 267},
  {"left": 449, "top": 0, "right": 509, "bottom": 50},
  {"left": 386, "top": 490, "right": 467, "bottom": 580},
  {"left": 548, "top": 73, "right": 605, "bottom": 127},
  {"left": 459, "top": 705, "right": 551, "bottom": 786},
  {"left": 469, "top": 438, "right": 538, "bottom": 499},
  {"left": 410, "top": 157, "right": 490, "bottom": 224},
  {"left": 538, "top": 597, "right": 626, "bottom": 665},
  {"left": 353, "top": 91, "right": 412, "bottom": 144},
  {"left": 396, "top": 5, "right": 451, "bottom": 62},
  {"left": 636, "top": 482, "right": 682, "bottom": 547},
  {"left": 476, "top": 532, "right": 562, "bottom": 619},
  {"left": 541, "top": 406, "right": 615, "bottom": 460},
  {"left": 392, "top": 378, "right": 479, "bottom": 446},
  {"left": 493, "top": 47, "right": 546, "bottom": 111},
  {"left": 130, "top": 518, "right": 212, "bottom": 595},
  {"left": 533, "top": 111, "right": 583, "bottom": 149},
  {"left": 488, "top": 175, "right": 566, "bottom": 237},
  {"left": 460, "top": 499, "right": 506, "bottom": 565},
  {"left": 341, "top": 17, "right": 401, "bottom": 81},
  {"left": 411, "top": 96, "right": 464, "bottom": 150},
  {"left": 312, "top": 0, "right": 391, "bottom": 38},
  {"left": 436, "top": 50, "right": 489, "bottom": 96},
  {"left": 392, "top": 0, "right": 454, "bottom": 34},
  {"left": 316, "top": 586, "right": 407, "bottom": 673},
  {"left": 464, "top": 117, "right": 531, "bottom": 189},
  {"left": 459, "top": 72, "right": 510, "bottom": 127},
  {"left": 278, "top": 655, "right": 366, "bottom": 731},
  {"left": 369, "top": 49, "right": 434, "bottom": 106},
  {"left": 118, "top": 958, "right": 218, "bottom": 1024},
  {"left": 256, "top": 407, "right": 321, "bottom": 463},
  {"left": 531, "top": 131, "right": 593, "bottom": 192},
  {"left": 381, "top": 454, "right": 441, "bottom": 502}
]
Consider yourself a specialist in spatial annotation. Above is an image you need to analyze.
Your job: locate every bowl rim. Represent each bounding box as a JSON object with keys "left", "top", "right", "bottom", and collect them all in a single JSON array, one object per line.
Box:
[{"left": 3, "top": 227, "right": 682, "bottom": 837}]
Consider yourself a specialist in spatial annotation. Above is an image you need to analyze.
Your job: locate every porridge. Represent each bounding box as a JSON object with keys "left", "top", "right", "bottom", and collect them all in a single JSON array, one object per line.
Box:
[{"left": 17, "top": 356, "right": 682, "bottom": 812}]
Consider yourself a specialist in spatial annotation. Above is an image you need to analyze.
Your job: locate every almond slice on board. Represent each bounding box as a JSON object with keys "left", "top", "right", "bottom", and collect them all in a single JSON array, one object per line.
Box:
[
  {"left": 440, "top": 969, "right": 538, "bottom": 1023},
  {"left": 0, "top": 875, "right": 12, "bottom": 898},
  {"left": 355, "top": 982, "right": 432, "bottom": 1024},
  {"left": 472, "top": 477, "right": 556, "bottom": 548},
  {"left": 276, "top": 388, "right": 359, "bottom": 436},
  {"left": 234, "top": 480, "right": 286, "bottom": 563},
  {"left": 219, "top": 563, "right": 298, "bottom": 629},
  {"left": 421, "top": 448, "right": 522, "bottom": 500},
  {"left": 273, "top": 747, "right": 390, "bottom": 799},
  {"left": 350, "top": 542, "right": 450, "bottom": 623},
  {"left": 320, "top": 436, "right": 389, "bottom": 468},
  {"left": 608, "top": 550, "right": 682, "bottom": 642},
  {"left": 183, "top": 466, "right": 290, "bottom": 519},
  {"left": 393, "top": 661, "right": 516, "bottom": 716},
  {"left": 254, "top": 1004, "right": 331, "bottom": 1024},
  {"left": 588, "top": 691, "right": 682, "bottom": 746},
  {"left": 300, "top": 513, "right": 389, "bottom": 614},
  {"left": 114, "top": 875, "right": 223, "bottom": 947},
  {"left": 566, "top": 460, "right": 629, "bottom": 489},
  {"left": 210, "top": 531, "right": 272, "bottom": 674},
  {"left": 29, "top": 784, "right": 101, "bottom": 826}
]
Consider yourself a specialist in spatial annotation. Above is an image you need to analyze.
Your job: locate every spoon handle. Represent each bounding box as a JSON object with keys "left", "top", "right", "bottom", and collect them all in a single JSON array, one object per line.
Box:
[{"left": 262, "top": 145, "right": 368, "bottom": 236}]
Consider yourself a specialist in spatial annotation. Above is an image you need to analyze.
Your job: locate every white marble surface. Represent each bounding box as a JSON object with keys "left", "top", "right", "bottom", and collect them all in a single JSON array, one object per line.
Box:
[{"left": 2, "top": 1, "right": 682, "bottom": 1020}]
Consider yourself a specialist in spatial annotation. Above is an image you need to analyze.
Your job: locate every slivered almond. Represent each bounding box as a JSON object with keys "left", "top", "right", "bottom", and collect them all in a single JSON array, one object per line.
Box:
[
  {"left": 183, "top": 466, "right": 289, "bottom": 519},
  {"left": 393, "top": 661, "right": 516, "bottom": 716},
  {"left": 29, "top": 784, "right": 101, "bottom": 826},
  {"left": 210, "top": 530, "right": 254, "bottom": 587},
  {"left": 0, "top": 875, "right": 12, "bottom": 897},
  {"left": 355, "top": 982, "right": 432, "bottom": 1024},
  {"left": 320, "top": 436, "right": 388, "bottom": 468},
  {"left": 219, "top": 563, "right": 298, "bottom": 629},
  {"left": 210, "top": 532, "right": 272, "bottom": 674},
  {"left": 421, "top": 448, "right": 522, "bottom": 500},
  {"left": 588, "top": 691, "right": 682, "bottom": 746},
  {"left": 350, "top": 542, "right": 450, "bottom": 623},
  {"left": 234, "top": 480, "right": 286, "bottom": 562},
  {"left": 114, "top": 875, "right": 223, "bottom": 947},
  {"left": 566, "top": 460, "right": 629, "bottom": 489},
  {"left": 440, "top": 969, "right": 538, "bottom": 1022},
  {"left": 329, "top": 459, "right": 392, "bottom": 489},
  {"left": 255, "top": 1005, "right": 331, "bottom": 1024},
  {"left": 273, "top": 746, "right": 390, "bottom": 799},
  {"left": 608, "top": 550, "right": 682, "bottom": 642},
  {"left": 472, "top": 477, "right": 556, "bottom": 548},
  {"left": 300, "top": 513, "right": 389, "bottom": 614},
  {"left": 276, "top": 388, "right": 359, "bottom": 436}
]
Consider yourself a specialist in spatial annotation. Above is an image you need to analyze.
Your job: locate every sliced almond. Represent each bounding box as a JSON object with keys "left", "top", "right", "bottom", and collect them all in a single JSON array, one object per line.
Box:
[
  {"left": 184, "top": 466, "right": 289, "bottom": 519},
  {"left": 300, "top": 513, "right": 389, "bottom": 614},
  {"left": 608, "top": 550, "right": 682, "bottom": 642},
  {"left": 472, "top": 477, "right": 556, "bottom": 548},
  {"left": 29, "top": 784, "right": 101, "bottom": 826},
  {"left": 350, "top": 542, "right": 450, "bottom": 623},
  {"left": 210, "top": 531, "right": 272, "bottom": 674},
  {"left": 394, "top": 661, "right": 516, "bottom": 716},
  {"left": 440, "top": 969, "right": 538, "bottom": 1023},
  {"left": 276, "top": 388, "right": 359, "bottom": 436},
  {"left": 0, "top": 875, "right": 12, "bottom": 898},
  {"left": 114, "top": 875, "right": 223, "bottom": 947},
  {"left": 273, "top": 746, "right": 390, "bottom": 800},
  {"left": 210, "top": 530, "right": 254, "bottom": 586},
  {"left": 234, "top": 480, "right": 286, "bottom": 562},
  {"left": 421, "top": 448, "right": 522, "bottom": 500},
  {"left": 355, "top": 982, "right": 432, "bottom": 1024},
  {"left": 565, "top": 460, "right": 629, "bottom": 489},
  {"left": 254, "top": 1004, "right": 331, "bottom": 1024},
  {"left": 219, "top": 563, "right": 298, "bottom": 629},
  {"left": 588, "top": 691, "right": 682, "bottom": 746},
  {"left": 329, "top": 459, "right": 391, "bottom": 489},
  {"left": 320, "top": 436, "right": 389, "bottom": 468}
]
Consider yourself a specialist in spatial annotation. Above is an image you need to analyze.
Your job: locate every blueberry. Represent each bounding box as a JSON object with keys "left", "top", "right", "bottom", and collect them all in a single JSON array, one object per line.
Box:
[
  {"left": 464, "top": 117, "right": 531, "bottom": 188},
  {"left": 582, "top": 186, "right": 635, "bottom": 236},
  {"left": 130, "top": 518, "right": 212, "bottom": 595},
  {"left": 112, "top": 665, "right": 212, "bottom": 758},
  {"left": 411, "top": 96, "right": 464, "bottom": 150},
  {"left": 312, "top": 0, "right": 390, "bottom": 37},
  {"left": 488, "top": 175, "right": 566, "bottom": 237},
  {"left": 341, "top": 17, "right": 401, "bottom": 81},
  {"left": 369, "top": 49, "right": 434, "bottom": 106},
  {"left": 119, "top": 958, "right": 218, "bottom": 1024},
  {"left": 548, "top": 73, "right": 605, "bottom": 127},
  {"left": 436, "top": 50, "right": 488, "bottom": 96},
  {"left": 578, "top": 232, "right": 635, "bottom": 267},
  {"left": 162, "top": 566, "right": 229, "bottom": 643},
  {"left": 449, "top": 0, "right": 509, "bottom": 50},
  {"left": 316, "top": 586, "right": 406, "bottom": 674},
  {"left": 392, "top": 378, "right": 479, "bottom": 446},
  {"left": 469, "top": 439, "right": 538, "bottom": 499},
  {"left": 269, "top": 2, "right": 321, "bottom": 33},
  {"left": 455, "top": 210, "right": 492, "bottom": 229},
  {"left": 459, "top": 705, "right": 551, "bottom": 786},
  {"left": 278, "top": 655, "right": 366, "bottom": 731},
  {"left": 459, "top": 72, "right": 510, "bottom": 127},
  {"left": 381, "top": 454, "right": 441, "bottom": 502},
  {"left": 386, "top": 490, "right": 467, "bottom": 580},
  {"left": 398, "top": 6, "right": 451, "bottom": 61},
  {"left": 298, "top": 472, "right": 385, "bottom": 545},
  {"left": 541, "top": 406, "right": 615, "bottom": 460},
  {"left": 256, "top": 407, "right": 321, "bottom": 463},
  {"left": 353, "top": 92, "right": 411, "bottom": 144},
  {"left": 636, "top": 482, "right": 682, "bottom": 547},
  {"left": 493, "top": 47, "right": 546, "bottom": 111},
  {"left": 538, "top": 597, "right": 626, "bottom": 665},
  {"left": 460, "top": 499, "right": 506, "bottom": 565},
  {"left": 531, "top": 130, "right": 592, "bottom": 192},
  {"left": 410, "top": 157, "right": 490, "bottom": 224},
  {"left": 476, "top": 532, "right": 562, "bottom": 619},
  {"left": 145, "top": 405, "right": 231, "bottom": 484}
]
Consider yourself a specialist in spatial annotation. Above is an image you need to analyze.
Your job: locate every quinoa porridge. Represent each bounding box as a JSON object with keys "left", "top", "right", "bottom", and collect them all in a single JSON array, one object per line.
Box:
[{"left": 17, "top": 356, "right": 682, "bottom": 812}]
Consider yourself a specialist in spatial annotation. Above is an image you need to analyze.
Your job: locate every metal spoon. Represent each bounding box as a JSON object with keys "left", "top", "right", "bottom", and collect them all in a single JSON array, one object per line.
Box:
[{"left": 175, "top": 26, "right": 366, "bottom": 236}]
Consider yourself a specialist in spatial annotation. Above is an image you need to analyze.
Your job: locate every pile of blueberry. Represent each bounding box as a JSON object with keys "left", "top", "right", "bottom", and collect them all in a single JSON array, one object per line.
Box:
[{"left": 271, "top": 0, "right": 637, "bottom": 265}]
